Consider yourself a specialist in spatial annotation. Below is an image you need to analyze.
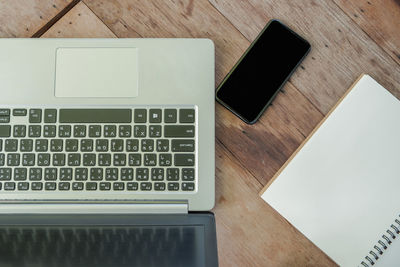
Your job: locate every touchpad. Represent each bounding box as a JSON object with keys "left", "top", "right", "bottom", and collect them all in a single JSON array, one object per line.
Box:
[{"left": 55, "top": 47, "right": 138, "bottom": 98}]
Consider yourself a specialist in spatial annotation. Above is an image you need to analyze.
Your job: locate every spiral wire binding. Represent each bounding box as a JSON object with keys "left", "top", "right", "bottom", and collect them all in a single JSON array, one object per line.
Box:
[{"left": 360, "top": 216, "right": 400, "bottom": 267}]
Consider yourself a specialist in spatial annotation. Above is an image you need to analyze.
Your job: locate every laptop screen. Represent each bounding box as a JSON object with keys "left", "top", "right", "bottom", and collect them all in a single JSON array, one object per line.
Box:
[
  {"left": 0, "top": 213, "right": 217, "bottom": 267},
  {"left": 0, "top": 225, "right": 205, "bottom": 267}
]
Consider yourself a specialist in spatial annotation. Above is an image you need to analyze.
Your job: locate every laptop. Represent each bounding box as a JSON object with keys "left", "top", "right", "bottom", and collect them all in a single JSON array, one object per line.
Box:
[{"left": 0, "top": 38, "right": 217, "bottom": 266}]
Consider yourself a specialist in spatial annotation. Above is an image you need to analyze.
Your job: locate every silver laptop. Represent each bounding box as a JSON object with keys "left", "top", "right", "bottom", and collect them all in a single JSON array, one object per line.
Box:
[
  {"left": 0, "top": 38, "right": 215, "bottom": 212},
  {"left": 0, "top": 38, "right": 217, "bottom": 266}
]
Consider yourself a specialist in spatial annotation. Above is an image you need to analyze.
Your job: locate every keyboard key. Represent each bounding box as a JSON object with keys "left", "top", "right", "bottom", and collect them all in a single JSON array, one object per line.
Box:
[
  {"left": 50, "top": 139, "right": 63, "bottom": 152},
  {"left": 35, "top": 139, "right": 48, "bottom": 152},
  {"left": 128, "top": 154, "right": 141, "bottom": 166},
  {"left": 126, "top": 139, "right": 139, "bottom": 152},
  {"left": 166, "top": 168, "right": 179, "bottom": 181},
  {"left": 83, "top": 153, "right": 96, "bottom": 166},
  {"left": 182, "top": 168, "right": 195, "bottom": 181},
  {"left": 149, "top": 125, "right": 162, "bottom": 137},
  {"left": 86, "top": 182, "right": 97, "bottom": 190},
  {"left": 134, "top": 125, "right": 146, "bottom": 138},
  {"left": 81, "top": 139, "right": 94, "bottom": 152},
  {"left": 65, "top": 139, "right": 78, "bottom": 152},
  {"left": 100, "top": 182, "right": 111, "bottom": 191},
  {"left": 144, "top": 154, "right": 156, "bottom": 166},
  {"left": 59, "top": 109, "right": 131, "bottom": 123},
  {"left": 58, "top": 125, "right": 71, "bottom": 137},
  {"left": 74, "top": 125, "right": 86, "bottom": 137},
  {"left": 0, "top": 109, "right": 10, "bottom": 116},
  {"left": 60, "top": 168, "right": 73, "bottom": 180},
  {"left": 168, "top": 182, "right": 179, "bottom": 191},
  {"left": 31, "top": 182, "right": 43, "bottom": 190},
  {"left": 111, "top": 139, "right": 123, "bottom": 152},
  {"left": 121, "top": 168, "right": 133, "bottom": 181},
  {"left": 182, "top": 182, "right": 195, "bottom": 191},
  {"left": 98, "top": 154, "right": 111, "bottom": 166},
  {"left": 43, "top": 125, "right": 56, "bottom": 137},
  {"left": 20, "top": 139, "right": 33, "bottom": 152},
  {"left": 0, "top": 140, "right": 2, "bottom": 151},
  {"left": 4, "top": 182, "right": 15, "bottom": 190},
  {"left": 174, "top": 154, "right": 195, "bottom": 166},
  {"left": 164, "top": 125, "right": 195, "bottom": 137},
  {"left": 136, "top": 168, "right": 149, "bottom": 181},
  {"left": 127, "top": 182, "right": 138, "bottom": 191},
  {"left": 0, "top": 168, "right": 12, "bottom": 180},
  {"left": 113, "top": 182, "right": 124, "bottom": 190},
  {"left": 96, "top": 139, "right": 109, "bottom": 152},
  {"left": 5, "top": 139, "right": 18, "bottom": 151},
  {"left": 149, "top": 109, "right": 162, "bottom": 123},
  {"left": 44, "top": 168, "right": 57, "bottom": 180},
  {"left": 7, "top": 153, "right": 20, "bottom": 166},
  {"left": 0, "top": 116, "right": 9, "bottom": 123},
  {"left": 72, "top": 182, "right": 84, "bottom": 191},
  {"left": 53, "top": 153, "right": 66, "bottom": 166},
  {"left": 28, "top": 125, "right": 41, "bottom": 137},
  {"left": 104, "top": 125, "right": 116, "bottom": 137},
  {"left": 105, "top": 168, "right": 118, "bottom": 181},
  {"left": 29, "top": 168, "right": 42, "bottom": 181},
  {"left": 156, "top": 139, "right": 169, "bottom": 152},
  {"left": 29, "top": 109, "right": 42, "bottom": 123},
  {"left": 14, "top": 168, "right": 27, "bottom": 180},
  {"left": 140, "top": 182, "right": 152, "bottom": 191},
  {"left": 0, "top": 154, "right": 4, "bottom": 166},
  {"left": 75, "top": 168, "right": 88, "bottom": 181},
  {"left": 90, "top": 168, "right": 103, "bottom": 181},
  {"left": 159, "top": 154, "right": 172, "bottom": 166},
  {"left": 18, "top": 182, "right": 29, "bottom": 190},
  {"left": 88, "top": 125, "right": 101, "bottom": 137},
  {"left": 172, "top": 139, "right": 195, "bottom": 152},
  {"left": 37, "top": 153, "right": 50, "bottom": 166},
  {"left": 119, "top": 125, "right": 131, "bottom": 137},
  {"left": 164, "top": 109, "right": 177, "bottom": 123},
  {"left": 141, "top": 139, "right": 154, "bottom": 152},
  {"left": 67, "top": 154, "right": 81, "bottom": 166},
  {"left": 59, "top": 182, "right": 70, "bottom": 191},
  {"left": 22, "top": 153, "right": 35, "bottom": 166},
  {"left": 134, "top": 109, "right": 147, "bottom": 123},
  {"left": 179, "top": 109, "right": 195, "bottom": 123},
  {"left": 154, "top": 182, "right": 166, "bottom": 191},
  {"left": 151, "top": 168, "right": 164, "bottom": 181},
  {"left": 45, "top": 182, "right": 56, "bottom": 190},
  {"left": 44, "top": 109, "right": 57, "bottom": 123},
  {"left": 113, "top": 154, "right": 126, "bottom": 166},
  {"left": 13, "top": 125, "right": 26, "bottom": 137},
  {"left": 13, "top": 109, "right": 27, "bottom": 116}
]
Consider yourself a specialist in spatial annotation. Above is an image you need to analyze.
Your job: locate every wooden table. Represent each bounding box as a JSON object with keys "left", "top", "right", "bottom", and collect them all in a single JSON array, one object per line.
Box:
[{"left": 1, "top": 0, "right": 400, "bottom": 266}]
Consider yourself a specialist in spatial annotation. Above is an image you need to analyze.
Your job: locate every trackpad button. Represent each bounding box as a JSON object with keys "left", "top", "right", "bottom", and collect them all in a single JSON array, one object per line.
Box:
[{"left": 55, "top": 47, "right": 138, "bottom": 98}]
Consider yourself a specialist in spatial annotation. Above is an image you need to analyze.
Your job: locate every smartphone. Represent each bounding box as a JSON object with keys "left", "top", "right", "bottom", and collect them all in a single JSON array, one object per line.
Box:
[{"left": 216, "top": 19, "right": 311, "bottom": 124}]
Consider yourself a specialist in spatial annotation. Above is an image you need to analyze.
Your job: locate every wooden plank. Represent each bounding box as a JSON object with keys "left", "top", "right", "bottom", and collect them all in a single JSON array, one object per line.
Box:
[
  {"left": 214, "top": 140, "right": 335, "bottom": 266},
  {"left": 0, "top": 0, "right": 75, "bottom": 37},
  {"left": 333, "top": 0, "right": 400, "bottom": 65},
  {"left": 209, "top": 0, "right": 400, "bottom": 114},
  {"left": 217, "top": 83, "right": 323, "bottom": 185},
  {"left": 42, "top": 2, "right": 117, "bottom": 38}
]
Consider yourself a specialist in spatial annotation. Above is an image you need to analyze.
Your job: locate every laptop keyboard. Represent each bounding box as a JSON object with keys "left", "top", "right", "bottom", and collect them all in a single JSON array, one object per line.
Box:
[{"left": 0, "top": 108, "right": 196, "bottom": 192}]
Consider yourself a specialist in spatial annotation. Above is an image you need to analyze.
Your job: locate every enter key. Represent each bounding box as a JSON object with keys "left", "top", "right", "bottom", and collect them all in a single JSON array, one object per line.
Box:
[{"left": 171, "top": 140, "right": 195, "bottom": 152}]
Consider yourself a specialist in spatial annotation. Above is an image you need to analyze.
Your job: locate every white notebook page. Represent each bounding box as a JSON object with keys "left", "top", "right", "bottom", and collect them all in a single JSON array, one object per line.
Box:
[{"left": 261, "top": 75, "right": 400, "bottom": 267}]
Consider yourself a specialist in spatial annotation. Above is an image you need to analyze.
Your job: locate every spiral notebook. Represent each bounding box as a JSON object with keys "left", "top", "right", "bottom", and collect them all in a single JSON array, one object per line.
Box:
[{"left": 260, "top": 74, "right": 400, "bottom": 267}]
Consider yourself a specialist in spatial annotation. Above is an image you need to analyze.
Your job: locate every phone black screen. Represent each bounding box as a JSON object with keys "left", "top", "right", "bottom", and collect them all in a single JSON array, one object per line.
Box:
[{"left": 216, "top": 20, "right": 310, "bottom": 124}]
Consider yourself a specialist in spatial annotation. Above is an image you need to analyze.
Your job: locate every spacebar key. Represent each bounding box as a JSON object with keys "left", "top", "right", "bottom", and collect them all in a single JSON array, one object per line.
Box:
[
  {"left": 164, "top": 125, "right": 195, "bottom": 137},
  {"left": 59, "top": 109, "right": 131, "bottom": 123}
]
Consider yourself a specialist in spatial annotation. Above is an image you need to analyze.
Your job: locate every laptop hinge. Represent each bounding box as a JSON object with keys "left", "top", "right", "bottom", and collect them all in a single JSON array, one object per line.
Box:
[{"left": 0, "top": 200, "right": 189, "bottom": 214}]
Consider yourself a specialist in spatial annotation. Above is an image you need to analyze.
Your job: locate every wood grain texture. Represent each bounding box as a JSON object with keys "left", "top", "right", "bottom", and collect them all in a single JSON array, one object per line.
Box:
[
  {"left": 333, "top": 0, "right": 400, "bottom": 65},
  {"left": 209, "top": 0, "right": 400, "bottom": 114},
  {"left": 42, "top": 2, "right": 116, "bottom": 38},
  {"left": 0, "top": 0, "right": 74, "bottom": 37}
]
